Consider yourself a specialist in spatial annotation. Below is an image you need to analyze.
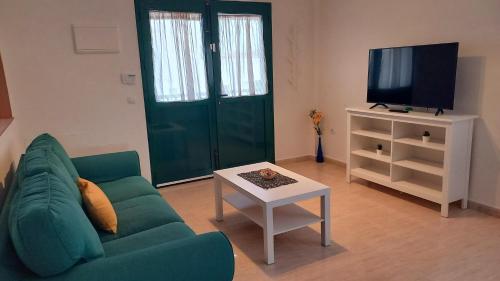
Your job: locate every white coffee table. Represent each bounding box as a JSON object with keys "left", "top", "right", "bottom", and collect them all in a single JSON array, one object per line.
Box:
[{"left": 214, "top": 162, "right": 331, "bottom": 264}]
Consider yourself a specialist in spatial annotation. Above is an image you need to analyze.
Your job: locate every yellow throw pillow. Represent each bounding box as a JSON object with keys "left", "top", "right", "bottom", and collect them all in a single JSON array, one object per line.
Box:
[{"left": 77, "top": 178, "right": 118, "bottom": 234}]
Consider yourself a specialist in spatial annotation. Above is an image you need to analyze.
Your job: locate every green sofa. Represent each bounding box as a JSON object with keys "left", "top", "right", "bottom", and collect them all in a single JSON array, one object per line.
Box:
[{"left": 0, "top": 134, "right": 234, "bottom": 281}]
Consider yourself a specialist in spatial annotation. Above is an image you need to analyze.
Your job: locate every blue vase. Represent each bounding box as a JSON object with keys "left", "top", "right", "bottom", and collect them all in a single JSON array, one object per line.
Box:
[{"left": 316, "top": 136, "right": 324, "bottom": 163}]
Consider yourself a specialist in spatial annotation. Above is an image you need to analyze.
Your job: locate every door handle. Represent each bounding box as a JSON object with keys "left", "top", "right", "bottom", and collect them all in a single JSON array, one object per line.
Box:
[{"left": 218, "top": 94, "right": 228, "bottom": 105}]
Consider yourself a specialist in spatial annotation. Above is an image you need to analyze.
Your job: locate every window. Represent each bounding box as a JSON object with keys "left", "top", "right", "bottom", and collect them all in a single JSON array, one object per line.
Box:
[
  {"left": 149, "top": 11, "right": 209, "bottom": 102},
  {"left": 218, "top": 14, "right": 268, "bottom": 97}
]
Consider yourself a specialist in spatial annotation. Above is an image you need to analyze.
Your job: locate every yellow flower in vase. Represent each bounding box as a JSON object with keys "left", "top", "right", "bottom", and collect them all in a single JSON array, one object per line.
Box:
[
  {"left": 309, "top": 109, "right": 325, "bottom": 163},
  {"left": 309, "top": 109, "right": 324, "bottom": 136}
]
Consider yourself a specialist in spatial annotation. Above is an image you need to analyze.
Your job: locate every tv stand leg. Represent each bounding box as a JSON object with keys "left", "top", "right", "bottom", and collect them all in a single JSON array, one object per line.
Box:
[
  {"left": 435, "top": 108, "right": 444, "bottom": 116},
  {"left": 441, "top": 203, "right": 449, "bottom": 218},
  {"left": 461, "top": 199, "right": 468, "bottom": 209},
  {"left": 370, "top": 103, "right": 389, "bottom": 109}
]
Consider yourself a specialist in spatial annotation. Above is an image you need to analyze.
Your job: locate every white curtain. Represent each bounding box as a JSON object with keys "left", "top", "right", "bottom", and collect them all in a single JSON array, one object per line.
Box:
[
  {"left": 378, "top": 47, "right": 413, "bottom": 89},
  {"left": 218, "top": 14, "right": 268, "bottom": 97},
  {"left": 149, "top": 11, "right": 208, "bottom": 102}
]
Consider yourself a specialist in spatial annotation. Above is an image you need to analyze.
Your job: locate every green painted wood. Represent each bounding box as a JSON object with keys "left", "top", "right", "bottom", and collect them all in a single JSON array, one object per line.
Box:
[
  {"left": 135, "top": 0, "right": 275, "bottom": 185},
  {"left": 135, "top": 0, "right": 218, "bottom": 186},
  {"left": 210, "top": 1, "right": 275, "bottom": 169}
]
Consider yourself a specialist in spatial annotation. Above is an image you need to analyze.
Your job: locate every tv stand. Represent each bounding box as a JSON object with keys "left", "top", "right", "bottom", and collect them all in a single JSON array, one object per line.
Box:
[
  {"left": 346, "top": 107, "right": 478, "bottom": 217},
  {"left": 435, "top": 108, "right": 444, "bottom": 116},
  {"left": 369, "top": 103, "right": 389, "bottom": 109}
]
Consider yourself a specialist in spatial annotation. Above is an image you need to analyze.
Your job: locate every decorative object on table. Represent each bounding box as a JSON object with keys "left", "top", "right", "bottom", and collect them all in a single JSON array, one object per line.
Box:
[
  {"left": 423, "top": 131, "right": 431, "bottom": 143},
  {"left": 309, "top": 109, "right": 325, "bottom": 163},
  {"left": 238, "top": 170, "right": 298, "bottom": 189},
  {"left": 376, "top": 144, "right": 383, "bottom": 156},
  {"left": 259, "top": 168, "right": 278, "bottom": 180}
]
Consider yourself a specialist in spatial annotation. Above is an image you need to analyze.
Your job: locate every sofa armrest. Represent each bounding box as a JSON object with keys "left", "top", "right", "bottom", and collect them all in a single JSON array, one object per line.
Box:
[
  {"left": 54, "top": 232, "right": 234, "bottom": 281},
  {"left": 71, "top": 151, "right": 141, "bottom": 184}
]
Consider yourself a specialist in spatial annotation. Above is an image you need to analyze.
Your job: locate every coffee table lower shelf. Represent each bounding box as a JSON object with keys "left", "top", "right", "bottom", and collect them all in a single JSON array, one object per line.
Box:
[{"left": 223, "top": 193, "right": 323, "bottom": 235}]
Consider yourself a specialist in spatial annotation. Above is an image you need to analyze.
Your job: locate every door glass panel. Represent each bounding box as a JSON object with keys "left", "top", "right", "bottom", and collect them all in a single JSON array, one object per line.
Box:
[
  {"left": 218, "top": 14, "right": 268, "bottom": 97},
  {"left": 149, "top": 11, "right": 209, "bottom": 102}
]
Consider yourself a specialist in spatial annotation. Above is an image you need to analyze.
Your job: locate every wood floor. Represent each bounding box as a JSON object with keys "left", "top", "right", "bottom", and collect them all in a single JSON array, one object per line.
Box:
[{"left": 159, "top": 160, "right": 500, "bottom": 281}]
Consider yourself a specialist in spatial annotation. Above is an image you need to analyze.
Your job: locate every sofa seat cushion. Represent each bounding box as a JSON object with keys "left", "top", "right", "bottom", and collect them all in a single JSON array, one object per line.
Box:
[
  {"left": 99, "top": 176, "right": 160, "bottom": 203},
  {"left": 27, "top": 133, "right": 80, "bottom": 182},
  {"left": 9, "top": 173, "right": 104, "bottom": 277},
  {"left": 99, "top": 195, "right": 184, "bottom": 242},
  {"left": 102, "top": 222, "right": 195, "bottom": 257}
]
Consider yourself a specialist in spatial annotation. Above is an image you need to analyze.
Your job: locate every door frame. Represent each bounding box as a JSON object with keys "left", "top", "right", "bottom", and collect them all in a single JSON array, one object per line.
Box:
[{"left": 135, "top": 0, "right": 275, "bottom": 185}]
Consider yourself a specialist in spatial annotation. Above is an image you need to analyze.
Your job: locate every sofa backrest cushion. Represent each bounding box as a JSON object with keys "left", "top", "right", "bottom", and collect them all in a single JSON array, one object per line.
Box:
[
  {"left": 27, "top": 133, "right": 79, "bottom": 182},
  {"left": 9, "top": 172, "right": 104, "bottom": 277},
  {"left": 20, "top": 148, "right": 82, "bottom": 204}
]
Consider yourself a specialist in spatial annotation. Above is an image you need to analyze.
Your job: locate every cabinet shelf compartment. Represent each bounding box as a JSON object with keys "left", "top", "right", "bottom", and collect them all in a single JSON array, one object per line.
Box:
[
  {"left": 393, "top": 158, "right": 444, "bottom": 176},
  {"left": 351, "top": 136, "right": 391, "bottom": 163},
  {"left": 393, "top": 121, "right": 445, "bottom": 151},
  {"left": 392, "top": 166, "right": 443, "bottom": 203},
  {"left": 394, "top": 137, "right": 445, "bottom": 151},
  {"left": 351, "top": 129, "right": 392, "bottom": 141},
  {"left": 351, "top": 115, "right": 392, "bottom": 141},
  {"left": 351, "top": 149, "right": 391, "bottom": 163},
  {"left": 392, "top": 143, "right": 444, "bottom": 176},
  {"left": 351, "top": 155, "right": 390, "bottom": 185}
]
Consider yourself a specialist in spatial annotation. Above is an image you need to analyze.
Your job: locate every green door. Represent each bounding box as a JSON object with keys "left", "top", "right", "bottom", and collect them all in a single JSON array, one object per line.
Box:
[
  {"left": 211, "top": 1, "right": 275, "bottom": 168},
  {"left": 136, "top": 0, "right": 274, "bottom": 186},
  {"left": 136, "top": 0, "right": 217, "bottom": 186}
]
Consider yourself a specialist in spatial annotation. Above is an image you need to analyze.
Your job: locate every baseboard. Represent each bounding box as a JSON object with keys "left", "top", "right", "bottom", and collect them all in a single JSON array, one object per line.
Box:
[
  {"left": 276, "top": 155, "right": 346, "bottom": 168},
  {"left": 276, "top": 155, "right": 314, "bottom": 165},
  {"left": 468, "top": 200, "right": 500, "bottom": 218},
  {"left": 323, "top": 156, "right": 346, "bottom": 167}
]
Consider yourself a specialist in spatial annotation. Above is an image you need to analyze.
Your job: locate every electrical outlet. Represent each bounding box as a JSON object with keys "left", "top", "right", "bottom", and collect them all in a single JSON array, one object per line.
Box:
[{"left": 126, "top": 97, "right": 136, "bottom": 104}]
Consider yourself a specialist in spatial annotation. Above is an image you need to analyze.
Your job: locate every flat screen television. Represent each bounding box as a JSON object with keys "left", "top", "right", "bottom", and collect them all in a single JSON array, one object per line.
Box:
[{"left": 367, "top": 42, "right": 459, "bottom": 112}]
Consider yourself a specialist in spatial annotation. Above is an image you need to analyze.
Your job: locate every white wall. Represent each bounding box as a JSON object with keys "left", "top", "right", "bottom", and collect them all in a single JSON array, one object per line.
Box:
[
  {"left": 313, "top": 0, "right": 500, "bottom": 208},
  {"left": 0, "top": 0, "right": 152, "bottom": 178},
  {"left": 264, "top": 0, "right": 317, "bottom": 160},
  {"left": 0, "top": 0, "right": 316, "bottom": 181}
]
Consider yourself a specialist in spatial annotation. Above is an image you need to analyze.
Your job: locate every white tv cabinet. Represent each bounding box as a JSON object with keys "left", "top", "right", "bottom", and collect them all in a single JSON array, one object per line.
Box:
[{"left": 346, "top": 107, "right": 477, "bottom": 217}]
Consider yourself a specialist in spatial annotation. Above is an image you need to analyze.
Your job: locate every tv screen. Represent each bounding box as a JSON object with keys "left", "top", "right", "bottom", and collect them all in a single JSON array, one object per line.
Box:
[{"left": 367, "top": 42, "right": 459, "bottom": 110}]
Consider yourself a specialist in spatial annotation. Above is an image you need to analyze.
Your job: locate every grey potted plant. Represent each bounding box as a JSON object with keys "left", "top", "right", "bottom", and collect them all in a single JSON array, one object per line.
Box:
[
  {"left": 423, "top": 131, "right": 431, "bottom": 143},
  {"left": 376, "top": 144, "right": 383, "bottom": 156}
]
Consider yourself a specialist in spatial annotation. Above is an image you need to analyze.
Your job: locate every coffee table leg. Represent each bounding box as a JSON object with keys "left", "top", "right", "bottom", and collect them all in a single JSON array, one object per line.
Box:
[
  {"left": 321, "top": 193, "right": 331, "bottom": 246},
  {"left": 215, "top": 177, "right": 223, "bottom": 222},
  {"left": 263, "top": 205, "right": 275, "bottom": 264}
]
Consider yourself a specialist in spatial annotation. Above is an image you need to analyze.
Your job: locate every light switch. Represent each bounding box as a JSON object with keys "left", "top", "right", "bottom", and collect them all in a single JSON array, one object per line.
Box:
[{"left": 121, "top": 73, "right": 136, "bottom": 85}]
